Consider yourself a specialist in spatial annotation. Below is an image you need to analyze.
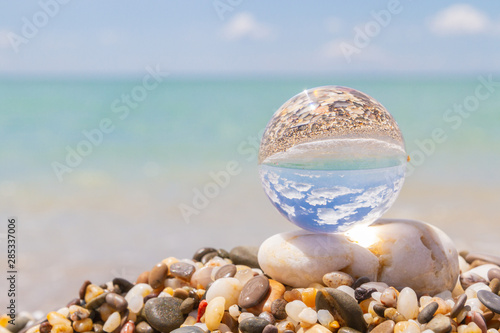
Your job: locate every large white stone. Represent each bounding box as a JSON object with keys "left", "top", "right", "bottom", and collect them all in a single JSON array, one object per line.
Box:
[
  {"left": 258, "top": 219, "right": 459, "bottom": 295},
  {"left": 352, "top": 219, "right": 460, "bottom": 295},
  {"left": 257, "top": 230, "right": 379, "bottom": 287}
]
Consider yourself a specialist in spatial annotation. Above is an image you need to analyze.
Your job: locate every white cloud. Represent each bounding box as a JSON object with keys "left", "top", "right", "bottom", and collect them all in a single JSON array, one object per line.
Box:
[
  {"left": 281, "top": 203, "right": 295, "bottom": 218},
  {"left": 0, "top": 30, "right": 13, "bottom": 50},
  {"left": 428, "top": 4, "right": 490, "bottom": 36},
  {"left": 306, "top": 186, "right": 361, "bottom": 206},
  {"left": 222, "top": 12, "right": 273, "bottom": 41}
]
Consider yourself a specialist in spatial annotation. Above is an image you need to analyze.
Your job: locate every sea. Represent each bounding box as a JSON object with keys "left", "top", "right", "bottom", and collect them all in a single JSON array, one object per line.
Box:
[{"left": 0, "top": 75, "right": 499, "bottom": 312}]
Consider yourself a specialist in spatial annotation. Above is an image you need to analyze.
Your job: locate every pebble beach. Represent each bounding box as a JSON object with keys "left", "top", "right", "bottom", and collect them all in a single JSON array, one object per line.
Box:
[{"left": 3, "top": 223, "right": 500, "bottom": 333}]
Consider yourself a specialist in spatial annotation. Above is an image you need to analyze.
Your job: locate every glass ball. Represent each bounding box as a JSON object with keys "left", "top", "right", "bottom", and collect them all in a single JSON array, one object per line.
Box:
[{"left": 258, "top": 86, "right": 406, "bottom": 233}]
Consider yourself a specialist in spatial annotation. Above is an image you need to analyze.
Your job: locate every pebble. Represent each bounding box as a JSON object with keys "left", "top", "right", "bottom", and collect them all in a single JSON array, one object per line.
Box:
[
  {"left": 488, "top": 269, "right": 500, "bottom": 281},
  {"left": 125, "top": 283, "right": 153, "bottom": 302},
  {"left": 239, "top": 276, "right": 270, "bottom": 308},
  {"left": 258, "top": 312, "right": 275, "bottom": 326},
  {"left": 258, "top": 231, "right": 378, "bottom": 287},
  {"left": 285, "top": 300, "right": 307, "bottom": 323},
  {"left": 359, "top": 282, "right": 389, "bottom": 293},
  {"left": 470, "top": 311, "right": 487, "bottom": 333},
  {"left": 191, "top": 266, "right": 214, "bottom": 289},
  {"left": 235, "top": 269, "right": 257, "bottom": 286},
  {"left": 315, "top": 288, "right": 366, "bottom": 333},
  {"left": 127, "top": 294, "right": 144, "bottom": 313},
  {"left": 149, "top": 263, "right": 169, "bottom": 289},
  {"left": 205, "top": 296, "right": 226, "bottom": 331},
  {"left": 221, "top": 312, "right": 238, "bottom": 332},
  {"left": 247, "top": 279, "right": 285, "bottom": 315},
  {"left": 136, "top": 322, "right": 154, "bottom": 333},
  {"left": 6, "top": 317, "right": 31, "bottom": 333},
  {"left": 304, "top": 324, "right": 331, "bottom": 333},
  {"left": 462, "top": 274, "right": 489, "bottom": 290},
  {"left": 463, "top": 265, "right": 499, "bottom": 282},
  {"left": 271, "top": 299, "right": 288, "bottom": 320},
  {"left": 337, "top": 286, "right": 356, "bottom": 300},
  {"left": 69, "top": 305, "right": 90, "bottom": 321},
  {"left": 451, "top": 294, "right": 468, "bottom": 318},
  {"left": 94, "top": 323, "right": 104, "bottom": 333},
  {"left": 79, "top": 280, "right": 91, "bottom": 300},
  {"left": 121, "top": 321, "right": 135, "bottom": 333},
  {"left": 298, "top": 307, "right": 317, "bottom": 325},
  {"left": 85, "top": 284, "right": 104, "bottom": 303},
  {"left": 394, "top": 321, "right": 420, "bottom": 333},
  {"left": 490, "top": 278, "right": 500, "bottom": 295},
  {"left": 102, "top": 312, "right": 121, "bottom": 333},
  {"left": 113, "top": 278, "right": 134, "bottom": 293},
  {"left": 373, "top": 304, "right": 387, "bottom": 318},
  {"left": 47, "top": 312, "right": 71, "bottom": 327},
  {"left": 465, "top": 254, "right": 500, "bottom": 267},
  {"left": 230, "top": 246, "right": 260, "bottom": 269},
  {"left": 201, "top": 252, "right": 218, "bottom": 264},
  {"left": 370, "top": 320, "right": 395, "bottom": 333},
  {"left": 239, "top": 313, "right": 255, "bottom": 324},
  {"left": 322, "top": 272, "right": 354, "bottom": 288},
  {"left": 397, "top": 287, "right": 419, "bottom": 320},
  {"left": 383, "top": 308, "right": 404, "bottom": 323},
  {"left": 239, "top": 317, "right": 270, "bottom": 333},
  {"left": 477, "top": 290, "right": 500, "bottom": 314},
  {"left": 170, "top": 262, "right": 196, "bottom": 282},
  {"left": 418, "top": 302, "right": 439, "bottom": 324},
  {"left": 50, "top": 324, "right": 73, "bottom": 333},
  {"left": 206, "top": 278, "right": 243, "bottom": 310},
  {"left": 180, "top": 298, "right": 195, "bottom": 314},
  {"left": 72, "top": 318, "right": 93, "bottom": 332},
  {"left": 214, "top": 265, "right": 237, "bottom": 280},
  {"left": 338, "top": 328, "right": 362, "bottom": 333},
  {"left": 317, "top": 309, "right": 334, "bottom": 327},
  {"left": 105, "top": 293, "right": 128, "bottom": 312},
  {"left": 380, "top": 287, "right": 398, "bottom": 308},
  {"left": 173, "top": 289, "right": 189, "bottom": 300},
  {"left": 193, "top": 247, "right": 217, "bottom": 262},
  {"left": 263, "top": 324, "right": 278, "bottom": 333},
  {"left": 466, "top": 283, "right": 491, "bottom": 299},
  {"left": 426, "top": 314, "right": 452, "bottom": 333},
  {"left": 39, "top": 322, "right": 52, "bottom": 333},
  {"left": 354, "top": 288, "right": 376, "bottom": 302},
  {"left": 352, "top": 277, "right": 371, "bottom": 290},
  {"left": 171, "top": 327, "right": 205, "bottom": 333},
  {"left": 144, "top": 297, "right": 184, "bottom": 333}
]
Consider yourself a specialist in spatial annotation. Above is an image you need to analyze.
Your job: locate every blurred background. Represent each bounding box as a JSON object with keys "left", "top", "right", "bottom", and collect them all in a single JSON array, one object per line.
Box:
[{"left": 0, "top": 1, "right": 499, "bottom": 312}]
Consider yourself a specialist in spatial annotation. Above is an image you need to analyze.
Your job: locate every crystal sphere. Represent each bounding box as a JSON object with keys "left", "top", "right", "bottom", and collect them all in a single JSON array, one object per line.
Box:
[{"left": 258, "top": 86, "right": 407, "bottom": 233}]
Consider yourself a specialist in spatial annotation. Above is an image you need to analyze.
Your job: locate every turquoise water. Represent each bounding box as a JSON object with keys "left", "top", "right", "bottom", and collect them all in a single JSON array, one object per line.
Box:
[
  {"left": 1, "top": 76, "right": 499, "bottom": 312},
  {"left": 0, "top": 77, "right": 498, "bottom": 184}
]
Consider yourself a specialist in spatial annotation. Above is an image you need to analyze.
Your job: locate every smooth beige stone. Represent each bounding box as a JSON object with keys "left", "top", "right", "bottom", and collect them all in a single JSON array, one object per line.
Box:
[
  {"left": 259, "top": 219, "right": 459, "bottom": 295},
  {"left": 258, "top": 230, "right": 378, "bottom": 287}
]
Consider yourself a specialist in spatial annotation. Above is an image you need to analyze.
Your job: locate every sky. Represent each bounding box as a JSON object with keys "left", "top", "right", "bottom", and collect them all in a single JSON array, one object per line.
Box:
[{"left": 0, "top": 1, "right": 499, "bottom": 77}]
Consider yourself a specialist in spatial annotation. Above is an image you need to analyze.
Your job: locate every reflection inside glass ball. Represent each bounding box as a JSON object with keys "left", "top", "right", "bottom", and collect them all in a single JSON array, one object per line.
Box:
[{"left": 258, "top": 86, "right": 407, "bottom": 233}]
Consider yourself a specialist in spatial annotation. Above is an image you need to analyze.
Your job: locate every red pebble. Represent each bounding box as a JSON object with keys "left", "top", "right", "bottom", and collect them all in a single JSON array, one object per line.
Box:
[
  {"left": 196, "top": 300, "right": 208, "bottom": 323},
  {"left": 120, "top": 320, "right": 135, "bottom": 333}
]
